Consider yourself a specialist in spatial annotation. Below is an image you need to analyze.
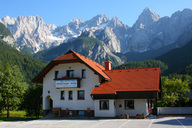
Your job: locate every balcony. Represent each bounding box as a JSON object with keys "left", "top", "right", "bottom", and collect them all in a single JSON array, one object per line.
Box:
[{"left": 54, "top": 77, "right": 81, "bottom": 89}]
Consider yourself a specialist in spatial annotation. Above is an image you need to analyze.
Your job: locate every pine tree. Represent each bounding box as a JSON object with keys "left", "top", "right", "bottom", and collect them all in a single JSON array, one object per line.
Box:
[
  {"left": 0, "top": 63, "right": 27, "bottom": 117},
  {"left": 22, "top": 84, "right": 42, "bottom": 118}
]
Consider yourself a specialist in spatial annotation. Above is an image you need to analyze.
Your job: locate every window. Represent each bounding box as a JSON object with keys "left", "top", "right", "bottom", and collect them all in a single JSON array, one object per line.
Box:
[
  {"left": 100, "top": 100, "right": 109, "bottom": 110},
  {"left": 125, "top": 100, "right": 134, "bottom": 110},
  {"left": 67, "top": 70, "right": 74, "bottom": 78},
  {"left": 78, "top": 90, "right": 84, "bottom": 100},
  {"left": 68, "top": 91, "right": 73, "bottom": 100},
  {"left": 61, "top": 91, "right": 65, "bottom": 100},
  {"left": 82, "top": 69, "right": 86, "bottom": 78},
  {"left": 55, "top": 71, "right": 59, "bottom": 79},
  {"left": 78, "top": 111, "right": 85, "bottom": 116},
  {"left": 68, "top": 111, "right": 72, "bottom": 116}
]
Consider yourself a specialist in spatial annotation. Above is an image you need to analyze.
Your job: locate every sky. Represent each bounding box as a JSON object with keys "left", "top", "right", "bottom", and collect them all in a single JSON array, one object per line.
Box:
[{"left": 1, "top": 0, "right": 192, "bottom": 27}]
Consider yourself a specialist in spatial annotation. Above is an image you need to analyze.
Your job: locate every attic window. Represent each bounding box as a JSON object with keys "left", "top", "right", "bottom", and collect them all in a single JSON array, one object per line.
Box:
[
  {"left": 82, "top": 69, "right": 86, "bottom": 78},
  {"left": 55, "top": 71, "right": 59, "bottom": 79}
]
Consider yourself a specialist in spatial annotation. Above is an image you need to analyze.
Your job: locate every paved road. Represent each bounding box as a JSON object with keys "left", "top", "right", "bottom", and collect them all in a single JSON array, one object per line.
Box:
[{"left": 0, "top": 116, "right": 192, "bottom": 128}]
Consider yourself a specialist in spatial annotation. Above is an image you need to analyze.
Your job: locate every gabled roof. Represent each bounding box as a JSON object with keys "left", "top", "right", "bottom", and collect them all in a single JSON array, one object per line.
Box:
[
  {"left": 91, "top": 67, "right": 161, "bottom": 95},
  {"left": 66, "top": 50, "right": 110, "bottom": 80},
  {"left": 32, "top": 50, "right": 110, "bottom": 83}
]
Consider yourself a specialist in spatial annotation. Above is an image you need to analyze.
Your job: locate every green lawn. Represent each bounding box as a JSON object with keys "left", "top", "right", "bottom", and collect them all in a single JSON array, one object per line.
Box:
[{"left": 0, "top": 110, "right": 41, "bottom": 122}]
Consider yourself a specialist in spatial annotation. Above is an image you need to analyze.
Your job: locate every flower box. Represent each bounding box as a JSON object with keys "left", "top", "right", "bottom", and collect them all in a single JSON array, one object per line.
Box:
[
  {"left": 136, "top": 113, "right": 146, "bottom": 119},
  {"left": 120, "top": 114, "right": 129, "bottom": 119}
]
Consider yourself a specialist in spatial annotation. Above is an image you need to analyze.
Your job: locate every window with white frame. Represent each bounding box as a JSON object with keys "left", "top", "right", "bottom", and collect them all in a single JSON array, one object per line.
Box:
[
  {"left": 82, "top": 69, "right": 86, "bottom": 78},
  {"left": 68, "top": 91, "right": 73, "bottom": 100},
  {"left": 67, "top": 70, "right": 74, "bottom": 78},
  {"left": 100, "top": 100, "right": 109, "bottom": 110},
  {"left": 125, "top": 100, "right": 134, "bottom": 110},
  {"left": 55, "top": 71, "right": 59, "bottom": 79},
  {"left": 61, "top": 91, "right": 65, "bottom": 100},
  {"left": 77, "top": 90, "right": 84, "bottom": 100}
]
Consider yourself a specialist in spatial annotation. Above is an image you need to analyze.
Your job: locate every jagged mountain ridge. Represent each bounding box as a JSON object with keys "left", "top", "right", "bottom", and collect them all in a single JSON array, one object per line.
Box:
[
  {"left": 34, "top": 37, "right": 124, "bottom": 66},
  {"left": 1, "top": 7, "right": 192, "bottom": 59}
]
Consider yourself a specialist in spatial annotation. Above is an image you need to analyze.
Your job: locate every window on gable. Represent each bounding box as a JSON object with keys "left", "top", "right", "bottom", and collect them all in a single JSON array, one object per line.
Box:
[
  {"left": 55, "top": 71, "right": 59, "bottom": 79},
  {"left": 77, "top": 90, "right": 84, "bottom": 100},
  {"left": 82, "top": 69, "right": 86, "bottom": 78},
  {"left": 125, "top": 100, "right": 134, "bottom": 110},
  {"left": 67, "top": 70, "right": 74, "bottom": 78},
  {"left": 61, "top": 91, "right": 65, "bottom": 100},
  {"left": 68, "top": 91, "right": 73, "bottom": 100},
  {"left": 100, "top": 100, "right": 109, "bottom": 110}
]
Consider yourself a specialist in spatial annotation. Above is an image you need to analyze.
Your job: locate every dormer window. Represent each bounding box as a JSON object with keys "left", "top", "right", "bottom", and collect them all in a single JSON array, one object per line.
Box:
[
  {"left": 55, "top": 71, "right": 59, "bottom": 79},
  {"left": 67, "top": 70, "right": 74, "bottom": 78}
]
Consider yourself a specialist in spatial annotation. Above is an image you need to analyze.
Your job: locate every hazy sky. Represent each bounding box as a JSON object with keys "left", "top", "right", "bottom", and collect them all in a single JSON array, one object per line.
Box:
[{"left": 1, "top": 0, "right": 192, "bottom": 27}]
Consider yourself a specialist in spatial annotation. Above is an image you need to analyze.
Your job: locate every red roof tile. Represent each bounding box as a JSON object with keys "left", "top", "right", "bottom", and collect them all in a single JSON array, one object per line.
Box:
[
  {"left": 32, "top": 50, "right": 110, "bottom": 83},
  {"left": 91, "top": 67, "right": 161, "bottom": 95},
  {"left": 72, "top": 50, "right": 110, "bottom": 80}
]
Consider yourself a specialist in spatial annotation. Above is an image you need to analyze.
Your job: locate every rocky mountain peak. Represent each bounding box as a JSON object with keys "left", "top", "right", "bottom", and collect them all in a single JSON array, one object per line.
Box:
[
  {"left": 133, "top": 7, "right": 160, "bottom": 30},
  {"left": 86, "top": 14, "right": 110, "bottom": 27},
  {"left": 70, "top": 18, "right": 84, "bottom": 24},
  {"left": 108, "top": 16, "right": 128, "bottom": 29},
  {"left": 1, "top": 8, "right": 192, "bottom": 57},
  {"left": 142, "top": 7, "right": 160, "bottom": 21},
  {"left": 0, "top": 16, "right": 16, "bottom": 26},
  {"left": 171, "top": 8, "right": 192, "bottom": 21}
]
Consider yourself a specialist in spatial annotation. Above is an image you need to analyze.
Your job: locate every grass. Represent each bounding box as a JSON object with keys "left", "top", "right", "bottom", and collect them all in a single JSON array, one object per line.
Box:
[{"left": 0, "top": 110, "right": 42, "bottom": 122}]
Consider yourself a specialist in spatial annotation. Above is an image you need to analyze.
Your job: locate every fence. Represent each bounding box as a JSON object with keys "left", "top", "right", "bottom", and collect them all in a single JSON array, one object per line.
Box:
[{"left": 157, "top": 107, "right": 192, "bottom": 115}]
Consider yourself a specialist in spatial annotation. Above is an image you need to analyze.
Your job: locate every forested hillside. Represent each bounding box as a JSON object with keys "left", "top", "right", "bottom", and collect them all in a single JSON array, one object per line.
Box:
[
  {"left": 0, "top": 23, "right": 12, "bottom": 37},
  {"left": 0, "top": 40, "right": 47, "bottom": 83},
  {"left": 155, "top": 40, "right": 192, "bottom": 75},
  {"left": 34, "top": 37, "right": 123, "bottom": 66}
]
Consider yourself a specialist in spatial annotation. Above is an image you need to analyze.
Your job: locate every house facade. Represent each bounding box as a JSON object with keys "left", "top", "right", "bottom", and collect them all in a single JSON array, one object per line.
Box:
[{"left": 33, "top": 50, "right": 161, "bottom": 117}]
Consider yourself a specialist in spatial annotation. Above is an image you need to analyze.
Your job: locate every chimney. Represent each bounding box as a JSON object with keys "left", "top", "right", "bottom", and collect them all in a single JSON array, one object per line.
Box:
[{"left": 105, "top": 61, "right": 111, "bottom": 71}]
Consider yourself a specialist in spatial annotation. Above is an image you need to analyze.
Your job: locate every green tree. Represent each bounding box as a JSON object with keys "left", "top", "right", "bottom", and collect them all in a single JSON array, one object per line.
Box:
[
  {"left": 0, "top": 63, "right": 27, "bottom": 117},
  {"left": 158, "top": 76, "right": 190, "bottom": 107},
  {"left": 22, "top": 84, "right": 42, "bottom": 118},
  {"left": 0, "top": 89, "right": 2, "bottom": 113}
]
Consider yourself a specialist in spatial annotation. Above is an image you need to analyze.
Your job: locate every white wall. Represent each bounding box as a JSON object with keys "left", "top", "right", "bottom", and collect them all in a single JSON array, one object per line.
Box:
[
  {"left": 115, "top": 99, "right": 148, "bottom": 117},
  {"left": 94, "top": 100, "right": 116, "bottom": 117},
  {"left": 43, "top": 63, "right": 100, "bottom": 111},
  {"left": 158, "top": 107, "right": 192, "bottom": 115}
]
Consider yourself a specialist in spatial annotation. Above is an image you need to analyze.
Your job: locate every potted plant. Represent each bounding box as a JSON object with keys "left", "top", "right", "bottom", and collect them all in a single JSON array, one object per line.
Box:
[
  {"left": 136, "top": 113, "right": 146, "bottom": 119},
  {"left": 120, "top": 114, "right": 129, "bottom": 119}
]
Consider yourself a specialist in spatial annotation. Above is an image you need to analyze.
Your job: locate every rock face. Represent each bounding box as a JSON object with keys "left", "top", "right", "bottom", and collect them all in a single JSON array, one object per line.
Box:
[
  {"left": 0, "top": 16, "right": 63, "bottom": 53},
  {"left": 123, "top": 8, "right": 192, "bottom": 53},
  {"left": 1, "top": 8, "right": 192, "bottom": 57}
]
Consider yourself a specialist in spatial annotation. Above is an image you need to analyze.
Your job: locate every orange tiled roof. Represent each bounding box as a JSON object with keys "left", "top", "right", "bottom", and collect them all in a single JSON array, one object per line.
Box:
[
  {"left": 32, "top": 50, "right": 110, "bottom": 83},
  {"left": 53, "top": 51, "right": 79, "bottom": 61},
  {"left": 70, "top": 50, "right": 110, "bottom": 80},
  {"left": 91, "top": 67, "right": 161, "bottom": 95}
]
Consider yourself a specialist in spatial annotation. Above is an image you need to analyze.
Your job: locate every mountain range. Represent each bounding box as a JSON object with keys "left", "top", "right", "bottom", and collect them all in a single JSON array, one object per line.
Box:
[
  {"left": 1, "top": 7, "right": 192, "bottom": 66},
  {"left": 1, "top": 12, "right": 192, "bottom": 83},
  {"left": 0, "top": 22, "right": 47, "bottom": 83}
]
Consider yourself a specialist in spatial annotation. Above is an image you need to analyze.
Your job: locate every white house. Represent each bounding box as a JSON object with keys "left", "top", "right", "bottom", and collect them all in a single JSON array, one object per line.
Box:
[{"left": 33, "top": 50, "right": 161, "bottom": 118}]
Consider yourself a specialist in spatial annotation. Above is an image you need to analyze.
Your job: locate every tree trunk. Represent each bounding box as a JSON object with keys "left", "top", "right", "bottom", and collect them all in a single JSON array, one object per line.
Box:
[{"left": 7, "top": 106, "right": 10, "bottom": 118}]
